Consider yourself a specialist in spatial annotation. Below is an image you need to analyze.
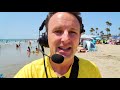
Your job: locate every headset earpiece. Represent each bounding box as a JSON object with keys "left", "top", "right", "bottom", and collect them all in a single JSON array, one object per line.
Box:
[
  {"left": 80, "top": 24, "right": 85, "bottom": 34},
  {"left": 37, "top": 32, "right": 49, "bottom": 47},
  {"left": 37, "top": 20, "right": 49, "bottom": 47}
]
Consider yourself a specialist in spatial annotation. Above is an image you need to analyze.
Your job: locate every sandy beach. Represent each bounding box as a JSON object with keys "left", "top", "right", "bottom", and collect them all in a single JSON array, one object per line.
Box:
[
  {"left": 0, "top": 43, "right": 120, "bottom": 78},
  {"left": 76, "top": 44, "right": 120, "bottom": 78}
]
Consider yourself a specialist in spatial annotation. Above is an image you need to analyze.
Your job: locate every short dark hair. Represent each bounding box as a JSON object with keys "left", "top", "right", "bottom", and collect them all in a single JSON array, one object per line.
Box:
[{"left": 45, "top": 12, "right": 85, "bottom": 33}]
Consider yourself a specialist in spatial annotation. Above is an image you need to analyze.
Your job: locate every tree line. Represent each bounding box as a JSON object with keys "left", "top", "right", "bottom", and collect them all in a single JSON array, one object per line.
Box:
[{"left": 89, "top": 21, "right": 120, "bottom": 39}]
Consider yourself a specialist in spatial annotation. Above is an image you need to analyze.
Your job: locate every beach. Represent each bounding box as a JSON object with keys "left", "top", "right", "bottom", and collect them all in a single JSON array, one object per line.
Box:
[
  {"left": 0, "top": 42, "right": 120, "bottom": 78},
  {"left": 76, "top": 44, "right": 120, "bottom": 78}
]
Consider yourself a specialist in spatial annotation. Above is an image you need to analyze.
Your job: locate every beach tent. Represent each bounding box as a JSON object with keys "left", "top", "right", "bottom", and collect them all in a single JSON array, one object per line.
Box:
[
  {"left": 80, "top": 34, "right": 101, "bottom": 45},
  {"left": 80, "top": 34, "right": 94, "bottom": 45},
  {"left": 81, "top": 34, "right": 94, "bottom": 39},
  {"left": 83, "top": 40, "right": 97, "bottom": 52},
  {"left": 81, "top": 34, "right": 101, "bottom": 40}
]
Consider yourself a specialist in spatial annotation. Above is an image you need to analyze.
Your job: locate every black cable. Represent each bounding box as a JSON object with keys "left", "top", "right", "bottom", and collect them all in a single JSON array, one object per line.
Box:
[
  {"left": 38, "top": 20, "right": 48, "bottom": 78},
  {"left": 41, "top": 45, "right": 48, "bottom": 78}
]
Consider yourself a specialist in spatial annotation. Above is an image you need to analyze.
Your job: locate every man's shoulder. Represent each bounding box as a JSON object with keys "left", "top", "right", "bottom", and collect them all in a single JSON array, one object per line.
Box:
[
  {"left": 77, "top": 57, "right": 102, "bottom": 78},
  {"left": 14, "top": 57, "right": 49, "bottom": 78},
  {"left": 78, "top": 57, "right": 97, "bottom": 67}
]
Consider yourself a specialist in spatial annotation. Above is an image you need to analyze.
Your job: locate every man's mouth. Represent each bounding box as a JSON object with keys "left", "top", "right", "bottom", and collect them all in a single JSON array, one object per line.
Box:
[
  {"left": 56, "top": 46, "right": 72, "bottom": 57},
  {"left": 58, "top": 47, "right": 72, "bottom": 51}
]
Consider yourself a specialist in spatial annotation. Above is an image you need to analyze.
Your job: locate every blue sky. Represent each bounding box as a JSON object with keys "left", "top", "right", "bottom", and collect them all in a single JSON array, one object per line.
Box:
[{"left": 0, "top": 12, "right": 120, "bottom": 39}]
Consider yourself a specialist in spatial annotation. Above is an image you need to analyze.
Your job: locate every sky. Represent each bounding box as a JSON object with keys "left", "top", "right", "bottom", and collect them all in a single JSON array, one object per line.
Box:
[{"left": 0, "top": 12, "right": 120, "bottom": 39}]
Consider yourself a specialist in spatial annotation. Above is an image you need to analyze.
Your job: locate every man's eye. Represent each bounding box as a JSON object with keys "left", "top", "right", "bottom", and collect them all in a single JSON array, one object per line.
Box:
[
  {"left": 54, "top": 30, "right": 62, "bottom": 34},
  {"left": 69, "top": 31, "right": 77, "bottom": 34}
]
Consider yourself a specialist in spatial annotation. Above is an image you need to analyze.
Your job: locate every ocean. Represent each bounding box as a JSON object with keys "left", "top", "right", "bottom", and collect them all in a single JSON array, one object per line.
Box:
[{"left": 0, "top": 39, "right": 45, "bottom": 78}]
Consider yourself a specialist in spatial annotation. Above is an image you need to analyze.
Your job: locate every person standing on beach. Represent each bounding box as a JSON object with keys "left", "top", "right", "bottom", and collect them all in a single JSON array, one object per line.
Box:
[
  {"left": 27, "top": 46, "right": 31, "bottom": 57},
  {"left": 14, "top": 12, "right": 102, "bottom": 78},
  {"left": 27, "top": 46, "right": 31, "bottom": 52}
]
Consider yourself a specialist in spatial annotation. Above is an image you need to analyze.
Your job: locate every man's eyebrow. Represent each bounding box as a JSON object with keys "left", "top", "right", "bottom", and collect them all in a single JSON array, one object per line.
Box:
[
  {"left": 53, "top": 26, "right": 63, "bottom": 30},
  {"left": 70, "top": 27, "right": 79, "bottom": 30},
  {"left": 52, "top": 25, "right": 79, "bottom": 32}
]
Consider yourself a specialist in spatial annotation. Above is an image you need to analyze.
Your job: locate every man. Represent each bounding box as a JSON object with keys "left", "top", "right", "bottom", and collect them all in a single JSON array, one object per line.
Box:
[{"left": 14, "top": 12, "right": 102, "bottom": 78}]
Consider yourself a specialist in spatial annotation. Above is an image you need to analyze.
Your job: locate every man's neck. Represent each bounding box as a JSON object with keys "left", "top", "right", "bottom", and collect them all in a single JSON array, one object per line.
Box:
[{"left": 50, "top": 58, "right": 74, "bottom": 75}]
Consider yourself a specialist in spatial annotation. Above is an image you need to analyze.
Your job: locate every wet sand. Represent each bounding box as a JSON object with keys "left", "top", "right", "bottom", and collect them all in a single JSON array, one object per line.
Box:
[{"left": 0, "top": 41, "right": 47, "bottom": 78}]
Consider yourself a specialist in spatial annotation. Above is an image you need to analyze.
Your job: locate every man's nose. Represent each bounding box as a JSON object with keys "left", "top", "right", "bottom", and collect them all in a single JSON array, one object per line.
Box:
[{"left": 61, "top": 31, "right": 70, "bottom": 42}]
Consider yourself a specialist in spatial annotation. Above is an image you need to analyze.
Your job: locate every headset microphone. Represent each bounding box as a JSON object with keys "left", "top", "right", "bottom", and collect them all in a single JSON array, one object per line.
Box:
[
  {"left": 39, "top": 45, "right": 64, "bottom": 64},
  {"left": 51, "top": 54, "right": 64, "bottom": 64}
]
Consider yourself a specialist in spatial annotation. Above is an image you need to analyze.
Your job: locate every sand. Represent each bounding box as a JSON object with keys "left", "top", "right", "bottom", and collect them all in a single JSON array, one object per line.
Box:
[
  {"left": 0, "top": 43, "right": 120, "bottom": 78},
  {"left": 76, "top": 44, "right": 120, "bottom": 78}
]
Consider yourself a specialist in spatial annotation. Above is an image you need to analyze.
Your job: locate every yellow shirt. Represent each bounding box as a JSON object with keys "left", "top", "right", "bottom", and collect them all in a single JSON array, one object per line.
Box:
[{"left": 14, "top": 56, "right": 102, "bottom": 78}]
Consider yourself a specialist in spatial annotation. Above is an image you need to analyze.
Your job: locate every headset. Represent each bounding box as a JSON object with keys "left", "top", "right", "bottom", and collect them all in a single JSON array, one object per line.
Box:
[
  {"left": 37, "top": 20, "right": 49, "bottom": 47},
  {"left": 37, "top": 12, "right": 85, "bottom": 48}
]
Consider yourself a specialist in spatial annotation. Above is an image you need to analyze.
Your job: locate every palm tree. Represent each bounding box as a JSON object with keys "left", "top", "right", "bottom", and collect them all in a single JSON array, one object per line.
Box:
[
  {"left": 105, "top": 28, "right": 110, "bottom": 35},
  {"left": 105, "top": 28, "right": 110, "bottom": 39},
  {"left": 106, "top": 21, "right": 112, "bottom": 39},
  {"left": 96, "top": 28, "right": 98, "bottom": 36},
  {"left": 100, "top": 31, "right": 104, "bottom": 39},
  {"left": 106, "top": 21, "right": 112, "bottom": 33},
  {"left": 106, "top": 21, "right": 112, "bottom": 27},
  {"left": 90, "top": 28, "right": 95, "bottom": 35},
  {"left": 108, "top": 33, "right": 111, "bottom": 37}
]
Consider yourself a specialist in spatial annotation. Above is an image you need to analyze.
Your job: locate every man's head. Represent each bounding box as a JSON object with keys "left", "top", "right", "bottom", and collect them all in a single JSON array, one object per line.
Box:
[
  {"left": 45, "top": 12, "right": 85, "bottom": 34},
  {"left": 38, "top": 12, "right": 85, "bottom": 48},
  {"left": 45, "top": 12, "right": 83, "bottom": 60}
]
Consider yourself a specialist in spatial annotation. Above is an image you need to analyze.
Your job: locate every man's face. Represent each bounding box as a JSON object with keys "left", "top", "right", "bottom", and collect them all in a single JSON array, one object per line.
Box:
[{"left": 48, "top": 12, "right": 81, "bottom": 59}]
